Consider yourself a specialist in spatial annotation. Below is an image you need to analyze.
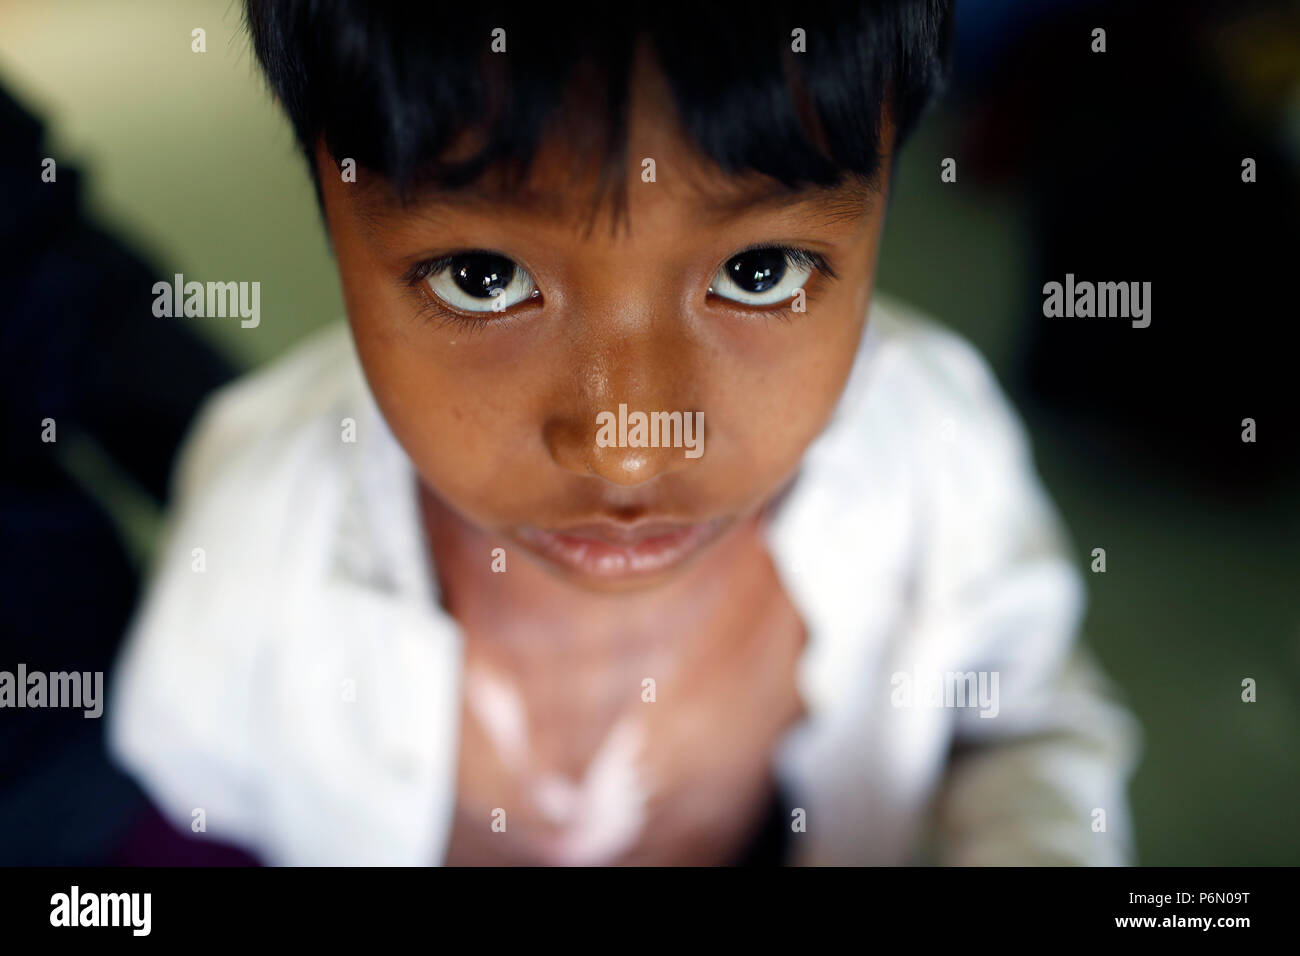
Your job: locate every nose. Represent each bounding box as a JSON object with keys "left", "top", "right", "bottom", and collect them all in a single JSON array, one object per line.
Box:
[
  {"left": 544, "top": 327, "right": 701, "bottom": 487},
  {"left": 548, "top": 420, "right": 694, "bottom": 486}
]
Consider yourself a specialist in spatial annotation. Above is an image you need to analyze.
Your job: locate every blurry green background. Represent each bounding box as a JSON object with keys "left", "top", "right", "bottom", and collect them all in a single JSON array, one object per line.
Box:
[{"left": 2, "top": 0, "right": 1295, "bottom": 864}]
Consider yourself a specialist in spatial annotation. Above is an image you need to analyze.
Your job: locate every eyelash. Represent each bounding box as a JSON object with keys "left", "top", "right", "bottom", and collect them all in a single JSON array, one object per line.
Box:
[
  {"left": 723, "top": 244, "right": 838, "bottom": 282},
  {"left": 400, "top": 244, "right": 837, "bottom": 331}
]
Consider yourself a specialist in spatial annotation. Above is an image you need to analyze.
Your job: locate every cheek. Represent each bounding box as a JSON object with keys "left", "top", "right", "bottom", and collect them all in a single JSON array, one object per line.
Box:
[
  {"left": 352, "top": 332, "right": 534, "bottom": 521},
  {"left": 706, "top": 276, "right": 871, "bottom": 487},
  {"left": 334, "top": 269, "right": 526, "bottom": 518},
  {"left": 713, "top": 326, "right": 863, "bottom": 496}
]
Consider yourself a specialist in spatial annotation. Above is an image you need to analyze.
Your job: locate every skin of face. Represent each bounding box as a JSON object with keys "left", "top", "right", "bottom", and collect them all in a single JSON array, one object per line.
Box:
[{"left": 314, "top": 51, "right": 894, "bottom": 598}]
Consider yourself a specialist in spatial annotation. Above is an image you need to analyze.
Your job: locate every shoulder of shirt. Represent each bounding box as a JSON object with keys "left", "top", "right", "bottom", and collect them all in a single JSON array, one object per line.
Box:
[
  {"left": 802, "top": 293, "right": 1073, "bottom": 575},
  {"left": 169, "top": 321, "right": 363, "bottom": 503},
  {"left": 858, "top": 293, "right": 1018, "bottom": 425},
  {"left": 872, "top": 292, "right": 1074, "bottom": 549},
  {"left": 821, "top": 292, "right": 1037, "bottom": 481},
  {"left": 142, "top": 321, "right": 371, "bottom": 608}
]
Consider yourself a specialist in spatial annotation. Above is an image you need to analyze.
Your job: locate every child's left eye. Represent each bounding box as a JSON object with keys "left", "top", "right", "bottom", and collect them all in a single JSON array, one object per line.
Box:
[{"left": 708, "top": 247, "right": 824, "bottom": 307}]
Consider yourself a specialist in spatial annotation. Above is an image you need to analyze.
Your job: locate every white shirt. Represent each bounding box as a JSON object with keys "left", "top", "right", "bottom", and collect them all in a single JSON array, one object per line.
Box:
[{"left": 107, "top": 294, "right": 1141, "bottom": 866}]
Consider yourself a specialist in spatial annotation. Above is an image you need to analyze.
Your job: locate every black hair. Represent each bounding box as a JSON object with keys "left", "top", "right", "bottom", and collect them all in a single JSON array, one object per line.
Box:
[{"left": 245, "top": 1, "right": 952, "bottom": 207}]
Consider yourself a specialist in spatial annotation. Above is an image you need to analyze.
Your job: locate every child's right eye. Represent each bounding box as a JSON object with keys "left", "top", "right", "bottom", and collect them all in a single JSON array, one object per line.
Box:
[{"left": 415, "top": 251, "right": 539, "bottom": 313}]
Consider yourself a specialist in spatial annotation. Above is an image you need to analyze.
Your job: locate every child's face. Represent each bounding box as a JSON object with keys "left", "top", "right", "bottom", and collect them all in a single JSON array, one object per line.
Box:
[{"left": 316, "top": 58, "right": 892, "bottom": 592}]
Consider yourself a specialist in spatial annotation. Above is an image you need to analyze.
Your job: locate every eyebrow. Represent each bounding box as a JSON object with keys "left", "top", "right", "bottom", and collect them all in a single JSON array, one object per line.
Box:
[
  {"left": 701, "top": 175, "right": 880, "bottom": 227},
  {"left": 353, "top": 170, "right": 879, "bottom": 235}
]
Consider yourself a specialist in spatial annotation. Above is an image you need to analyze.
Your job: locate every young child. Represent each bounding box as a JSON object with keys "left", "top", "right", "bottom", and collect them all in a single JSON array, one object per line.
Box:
[{"left": 107, "top": 1, "right": 1140, "bottom": 865}]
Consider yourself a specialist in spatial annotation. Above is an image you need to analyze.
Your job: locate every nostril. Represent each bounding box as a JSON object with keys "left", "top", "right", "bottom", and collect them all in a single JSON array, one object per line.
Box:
[{"left": 543, "top": 416, "right": 595, "bottom": 477}]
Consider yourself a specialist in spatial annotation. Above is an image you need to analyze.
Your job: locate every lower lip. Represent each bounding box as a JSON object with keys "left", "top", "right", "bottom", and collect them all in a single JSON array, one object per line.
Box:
[{"left": 517, "top": 521, "right": 722, "bottom": 580}]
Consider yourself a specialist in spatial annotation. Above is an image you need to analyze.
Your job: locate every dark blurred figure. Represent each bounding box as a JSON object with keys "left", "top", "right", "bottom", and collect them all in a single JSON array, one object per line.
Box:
[
  {"left": 0, "top": 83, "right": 253, "bottom": 863},
  {"left": 954, "top": 0, "right": 1299, "bottom": 492}
]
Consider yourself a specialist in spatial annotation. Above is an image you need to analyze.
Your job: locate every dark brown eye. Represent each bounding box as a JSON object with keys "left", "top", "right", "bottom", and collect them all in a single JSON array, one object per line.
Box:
[
  {"left": 449, "top": 253, "right": 516, "bottom": 299},
  {"left": 725, "top": 248, "right": 787, "bottom": 294},
  {"left": 710, "top": 246, "right": 819, "bottom": 306}
]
